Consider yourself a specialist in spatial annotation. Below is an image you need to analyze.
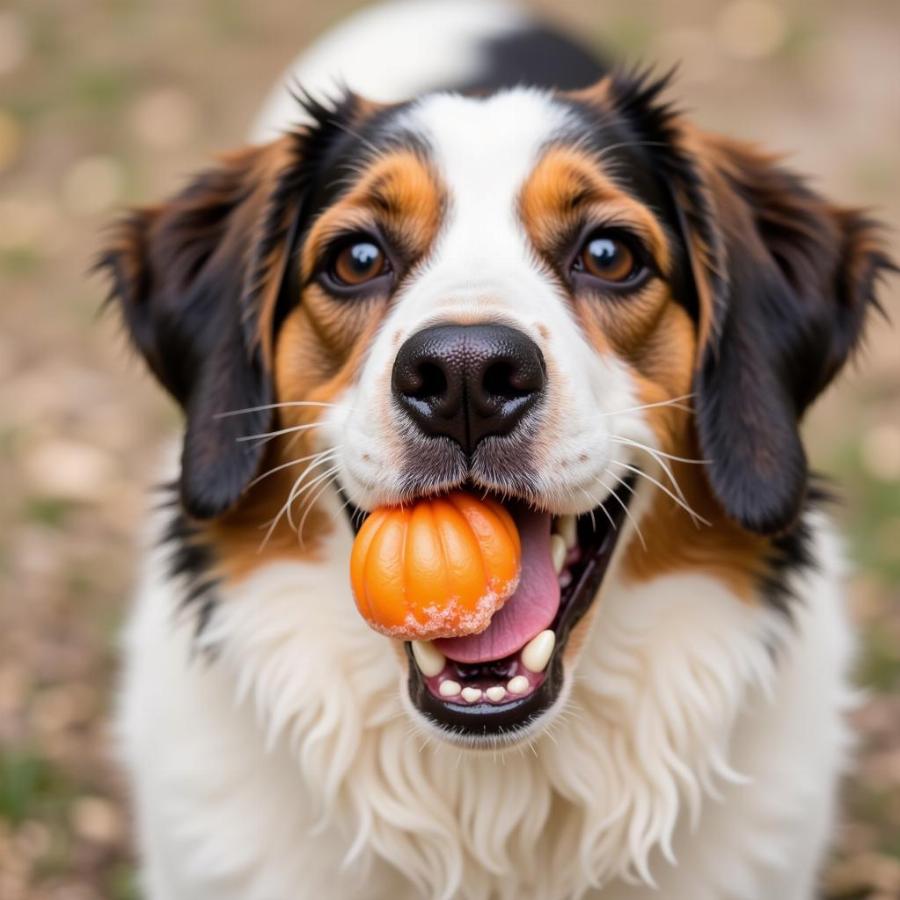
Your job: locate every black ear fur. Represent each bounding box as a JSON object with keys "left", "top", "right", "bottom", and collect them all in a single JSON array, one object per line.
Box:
[
  {"left": 97, "top": 142, "right": 300, "bottom": 519},
  {"left": 689, "top": 144, "right": 893, "bottom": 534},
  {"left": 609, "top": 71, "right": 895, "bottom": 534},
  {"left": 97, "top": 91, "right": 373, "bottom": 520}
]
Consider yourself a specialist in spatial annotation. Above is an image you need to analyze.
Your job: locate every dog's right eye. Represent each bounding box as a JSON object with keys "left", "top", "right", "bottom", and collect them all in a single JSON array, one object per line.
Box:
[{"left": 327, "top": 238, "right": 390, "bottom": 289}]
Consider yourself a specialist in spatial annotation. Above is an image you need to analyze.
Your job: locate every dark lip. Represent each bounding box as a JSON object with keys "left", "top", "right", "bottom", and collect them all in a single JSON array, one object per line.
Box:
[{"left": 339, "top": 477, "right": 637, "bottom": 743}]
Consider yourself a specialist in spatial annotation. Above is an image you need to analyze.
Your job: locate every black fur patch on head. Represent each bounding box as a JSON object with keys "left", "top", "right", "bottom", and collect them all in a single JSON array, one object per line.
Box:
[{"left": 459, "top": 23, "right": 608, "bottom": 93}]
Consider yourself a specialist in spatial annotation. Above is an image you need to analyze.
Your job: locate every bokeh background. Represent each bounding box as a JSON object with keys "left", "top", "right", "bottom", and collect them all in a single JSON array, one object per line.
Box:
[{"left": 0, "top": 0, "right": 897, "bottom": 897}]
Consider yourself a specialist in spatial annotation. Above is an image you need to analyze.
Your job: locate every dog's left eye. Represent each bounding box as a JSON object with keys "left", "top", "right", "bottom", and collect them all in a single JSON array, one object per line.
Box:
[
  {"left": 327, "top": 238, "right": 390, "bottom": 288},
  {"left": 571, "top": 230, "right": 646, "bottom": 287}
]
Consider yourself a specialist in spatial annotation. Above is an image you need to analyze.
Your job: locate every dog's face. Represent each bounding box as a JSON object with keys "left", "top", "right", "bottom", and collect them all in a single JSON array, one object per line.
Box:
[{"left": 101, "top": 75, "right": 890, "bottom": 747}]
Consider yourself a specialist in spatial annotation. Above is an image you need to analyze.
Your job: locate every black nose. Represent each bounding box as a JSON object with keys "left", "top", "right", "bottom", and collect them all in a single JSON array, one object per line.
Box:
[{"left": 392, "top": 323, "right": 546, "bottom": 454}]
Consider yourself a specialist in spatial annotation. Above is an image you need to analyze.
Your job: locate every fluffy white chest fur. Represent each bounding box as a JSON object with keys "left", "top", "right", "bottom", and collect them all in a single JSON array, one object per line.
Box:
[{"left": 119, "top": 501, "right": 853, "bottom": 900}]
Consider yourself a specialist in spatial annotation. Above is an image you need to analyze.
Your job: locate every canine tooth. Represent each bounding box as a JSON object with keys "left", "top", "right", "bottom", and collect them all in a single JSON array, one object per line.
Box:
[
  {"left": 507, "top": 675, "right": 530, "bottom": 694},
  {"left": 521, "top": 630, "right": 556, "bottom": 673},
  {"left": 551, "top": 534, "right": 567, "bottom": 574},
  {"left": 461, "top": 687, "right": 483, "bottom": 703},
  {"left": 412, "top": 641, "right": 445, "bottom": 677},
  {"left": 557, "top": 515, "right": 577, "bottom": 549},
  {"left": 439, "top": 680, "right": 461, "bottom": 697},
  {"left": 485, "top": 686, "right": 506, "bottom": 702}
]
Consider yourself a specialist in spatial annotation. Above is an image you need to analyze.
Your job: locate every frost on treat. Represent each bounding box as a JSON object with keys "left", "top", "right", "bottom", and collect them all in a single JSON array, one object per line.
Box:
[{"left": 349, "top": 492, "right": 521, "bottom": 640}]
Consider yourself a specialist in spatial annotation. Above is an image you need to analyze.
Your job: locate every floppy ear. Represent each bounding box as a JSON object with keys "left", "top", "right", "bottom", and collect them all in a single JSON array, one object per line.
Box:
[
  {"left": 97, "top": 137, "right": 304, "bottom": 519},
  {"left": 677, "top": 133, "right": 894, "bottom": 534},
  {"left": 606, "top": 70, "right": 894, "bottom": 533}
]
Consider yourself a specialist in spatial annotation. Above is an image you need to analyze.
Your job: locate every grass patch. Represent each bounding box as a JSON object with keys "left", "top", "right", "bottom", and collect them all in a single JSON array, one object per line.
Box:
[
  {"left": 71, "top": 65, "right": 135, "bottom": 114},
  {"left": 0, "top": 245, "right": 43, "bottom": 276},
  {"left": 23, "top": 496, "right": 72, "bottom": 529},
  {"left": 106, "top": 862, "right": 140, "bottom": 900},
  {"left": 858, "top": 627, "right": 900, "bottom": 692},
  {"left": 604, "top": 17, "right": 655, "bottom": 56},
  {"left": 0, "top": 750, "right": 70, "bottom": 825},
  {"left": 825, "top": 436, "right": 900, "bottom": 586}
]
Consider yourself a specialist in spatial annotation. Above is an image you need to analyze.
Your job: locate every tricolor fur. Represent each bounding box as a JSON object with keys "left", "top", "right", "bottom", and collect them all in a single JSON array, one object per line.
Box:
[{"left": 99, "top": 2, "right": 895, "bottom": 898}]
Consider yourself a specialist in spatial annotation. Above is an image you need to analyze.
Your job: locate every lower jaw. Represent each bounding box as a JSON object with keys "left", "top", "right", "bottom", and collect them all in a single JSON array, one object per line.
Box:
[
  {"left": 403, "top": 478, "right": 635, "bottom": 743},
  {"left": 408, "top": 644, "right": 564, "bottom": 741}
]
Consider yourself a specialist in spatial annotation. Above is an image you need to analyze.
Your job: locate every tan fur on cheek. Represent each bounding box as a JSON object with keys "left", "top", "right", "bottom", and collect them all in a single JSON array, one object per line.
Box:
[
  {"left": 570, "top": 278, "right": 770, "bottom": 601},
  {"left": 198, "top": 287, "right": 388, "bottom": 586},
  {"left": 611, "top": 303, "right": 770, "bottom": 601}
]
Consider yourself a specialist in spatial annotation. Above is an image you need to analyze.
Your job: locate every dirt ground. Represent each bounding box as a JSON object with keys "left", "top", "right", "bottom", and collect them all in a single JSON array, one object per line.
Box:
[{"left": 1, "top": 1, "right": 898, "bottom": 897}]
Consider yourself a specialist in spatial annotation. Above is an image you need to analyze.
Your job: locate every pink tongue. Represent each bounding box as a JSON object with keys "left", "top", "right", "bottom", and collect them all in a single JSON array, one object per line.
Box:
[{"left": 434, "top": 509, "right": 559, "bottom": 664}]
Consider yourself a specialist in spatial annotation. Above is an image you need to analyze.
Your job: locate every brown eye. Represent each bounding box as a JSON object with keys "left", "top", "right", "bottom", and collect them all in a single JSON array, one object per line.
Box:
[
  {"left": 575, "top": 233, "right": 639, "bottom": 284},
  {"left": 331, "top": 240, "right": 387, "bottom": 286}
]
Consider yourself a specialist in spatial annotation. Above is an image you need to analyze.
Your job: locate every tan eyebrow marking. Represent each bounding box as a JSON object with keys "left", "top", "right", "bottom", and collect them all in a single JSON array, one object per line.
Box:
[
  {"left": 302, "top": 149, "right": 444, "bottom": 278},
  {"left": 519, "top": 145, "right": 672, "bottom": 274}
]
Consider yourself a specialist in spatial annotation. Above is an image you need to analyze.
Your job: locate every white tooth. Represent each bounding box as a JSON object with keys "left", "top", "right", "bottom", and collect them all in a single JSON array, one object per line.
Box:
[
  {"left": 412, "top": 640, "right": 445, "bottom": 677},
  {"left": 461, "top": 687, "right": 483, "bottom": 703},
  {"left": 558, "top": 515, "right": 577, "bottom": 550},
  {"left": 485, "top": 686, "right": 506, "bottom": 702},
  {"left": 550, "top": 534, "right": 567, "bottom": 574},
  {"left": 507, "top": 675, "right": 530, "bottom": 694},
  {"left": 439, "top": 680, "right": 461, "bottom": 697},
  {"left": 521, "top": 630, "right": 556, "bottom": 673}
]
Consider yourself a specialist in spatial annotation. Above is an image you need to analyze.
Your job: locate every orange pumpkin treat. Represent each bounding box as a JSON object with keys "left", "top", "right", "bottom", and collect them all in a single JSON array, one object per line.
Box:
[{"left": 350, "top": 492, "right": 521, "bottom": 640}]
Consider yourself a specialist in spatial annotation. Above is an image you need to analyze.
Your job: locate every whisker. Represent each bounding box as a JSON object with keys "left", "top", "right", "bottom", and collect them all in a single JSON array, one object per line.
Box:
[
  {"left": 284, "top": 464, "right": 342, "bottom": 532},
  {"left": 611, "top": 437, "right": 694, "bottom": 511},
  {"left": 296, "top": 473, "right": 342, "bottom": 545},
  {"left": 612, "top": 460, "right": 710, "bottom": 527},
  {"left": 578, "top": 488, "right": 598, "bottom": 531},
  {"left": 237, "top": 421, "right": 326, "bottom": 444},
  {"left": 581, "top": 484, "right": 618, "bottom": 536},
  {"left": 596, "top": 138, "right": 674, "bottom": 160},
  {"left": 599, "top": 470, "right": 648, "bottom": 552},
  {"left": 334, "top": 491, "right": 355, "bottom": 522},
  {"left": 258, "top": 462, "right": 340, "bottom": 550},
  {"left": 602, "top": 393, "right": 695, "bottom": 418},
  {"left": 610, "top": 436, "right": 709, "bottom": 465},
  {"left": 215, "top": 400, "right": 337, "bottom": 419},
  {"left": 328, "top": 116, "right": 385, "bottom": 161},
  {"left": 334, "top": 490, "right": 368, "bottom": 531},
  {"left": 285, "top": 419, "right": 329, "bottom": 453},
  {"left": 248, "top": 447, "right": 341, "bottom": 488}
]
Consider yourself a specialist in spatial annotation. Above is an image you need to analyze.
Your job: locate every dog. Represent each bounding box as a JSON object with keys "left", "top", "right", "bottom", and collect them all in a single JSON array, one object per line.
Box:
[{"left": 99, "top": 2, "right": 894, "bottom": 898}]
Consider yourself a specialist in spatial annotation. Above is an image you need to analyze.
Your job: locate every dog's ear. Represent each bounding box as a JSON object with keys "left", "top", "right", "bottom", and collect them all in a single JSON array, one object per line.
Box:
[
  {"left": 677, "top": 133, "right": 894, "bottom": 534},
  {"left": 606, "top": 71, "right": 894, "bottom": 534},
  {"left": 97, "top": 137, "right": 304, "bottom": 519}
]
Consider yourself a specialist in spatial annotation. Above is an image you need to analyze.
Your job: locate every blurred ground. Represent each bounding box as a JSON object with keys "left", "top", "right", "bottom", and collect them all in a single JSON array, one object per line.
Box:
[{"left": 0, "top": 1, "right": 897, "bottom": 897}]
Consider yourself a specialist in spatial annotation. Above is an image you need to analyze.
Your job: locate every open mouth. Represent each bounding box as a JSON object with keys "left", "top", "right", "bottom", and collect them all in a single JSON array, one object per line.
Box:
[{"left": 344, "top": 476, "right": 636, "bottom": 743}]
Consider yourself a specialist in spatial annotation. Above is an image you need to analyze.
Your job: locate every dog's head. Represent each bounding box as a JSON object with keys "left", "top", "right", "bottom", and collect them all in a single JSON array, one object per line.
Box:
[{"left": 99, "top": 74, "right": 892, "bottom": 747}]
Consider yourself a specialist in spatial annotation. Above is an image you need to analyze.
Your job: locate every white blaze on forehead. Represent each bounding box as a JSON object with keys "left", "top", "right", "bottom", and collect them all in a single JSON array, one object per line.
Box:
[{"left": 394, "top": 88, "right": 576, "bottom": 319}]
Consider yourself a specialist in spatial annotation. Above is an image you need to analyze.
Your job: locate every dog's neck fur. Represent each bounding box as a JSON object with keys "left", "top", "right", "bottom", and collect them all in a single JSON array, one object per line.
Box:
[{"left": 159, "top": 499, "right": 847, "bottom": 900}]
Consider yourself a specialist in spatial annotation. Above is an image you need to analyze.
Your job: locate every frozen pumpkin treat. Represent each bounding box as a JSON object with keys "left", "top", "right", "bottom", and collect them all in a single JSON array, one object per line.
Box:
[{"left": 350, "top": 492, "right": 521, "bottom": 639}]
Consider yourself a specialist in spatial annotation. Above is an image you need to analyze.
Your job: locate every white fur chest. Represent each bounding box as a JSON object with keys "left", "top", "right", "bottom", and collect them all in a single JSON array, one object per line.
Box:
[{"left": 118, "top": 511, "right": 853, "bottom": 900}]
